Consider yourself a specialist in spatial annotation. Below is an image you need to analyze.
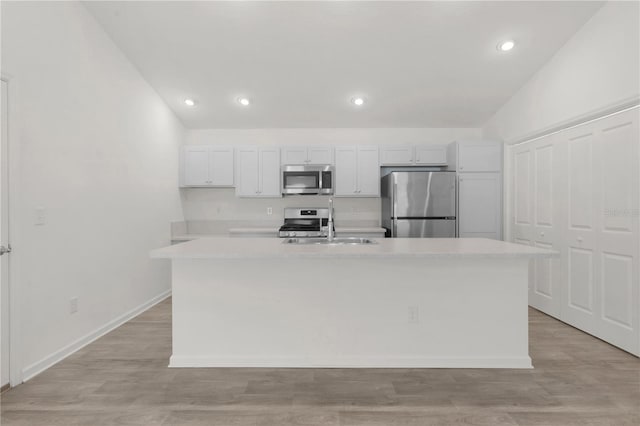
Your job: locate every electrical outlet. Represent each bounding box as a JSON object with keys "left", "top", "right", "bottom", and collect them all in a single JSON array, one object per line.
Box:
[
  {"left": 408, "top": 306, "right": 419, "bottom": 324},
  {"left": 35, "top": 207, "right": 46, "bottom": 225},
  {"left": 267, "top": 207, "right": 273, "bottom": 215},
  {"left": 70, "top": 297, "right": 78, "bottom": 314}
]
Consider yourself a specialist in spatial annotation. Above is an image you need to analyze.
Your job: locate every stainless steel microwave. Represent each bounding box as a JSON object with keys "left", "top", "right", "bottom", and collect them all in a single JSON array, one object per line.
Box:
[{"left": 281, "top": 165, "right": 334, "bottom": 195}]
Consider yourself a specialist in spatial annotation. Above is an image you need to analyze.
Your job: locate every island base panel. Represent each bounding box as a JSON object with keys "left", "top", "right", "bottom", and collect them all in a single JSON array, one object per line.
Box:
[{"left": 169, "top": 257, "right": 532, "bottom": 369}]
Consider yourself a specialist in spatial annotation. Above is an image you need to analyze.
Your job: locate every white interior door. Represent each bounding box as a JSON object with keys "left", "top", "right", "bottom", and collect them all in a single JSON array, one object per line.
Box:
[{"left": 1, "top": 80, "right": 9, "bottom": 388}]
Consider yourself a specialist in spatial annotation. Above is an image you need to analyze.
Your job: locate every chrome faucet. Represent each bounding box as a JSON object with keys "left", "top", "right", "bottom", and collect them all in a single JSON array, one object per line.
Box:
[{"left": 327, "top": 197, "right": 335, "bottom": 241}]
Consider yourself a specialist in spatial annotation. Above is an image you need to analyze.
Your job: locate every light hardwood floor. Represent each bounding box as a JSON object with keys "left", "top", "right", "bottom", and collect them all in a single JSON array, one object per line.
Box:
[{"left": 1, "top": 298, "right": 638, "bottom": 425}]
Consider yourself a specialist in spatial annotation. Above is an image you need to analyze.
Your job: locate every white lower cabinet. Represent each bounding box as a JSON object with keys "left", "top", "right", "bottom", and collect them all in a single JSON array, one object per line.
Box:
[
  {"left": 235, "top": 147, "right": 281, "bottom": 197},
  {"left": 509, "top": 108, "right": 639, "bottom": 355},
  {"left": 335, "top": 146, "right": 379, "bottom": 197},
  {"left": 458, "top": 173, "right": 502, "bottom": 239}
]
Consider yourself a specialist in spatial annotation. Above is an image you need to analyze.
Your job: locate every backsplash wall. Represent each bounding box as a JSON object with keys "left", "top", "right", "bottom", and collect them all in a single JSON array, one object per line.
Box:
[
  {"left": 181, "top": 188, "right": 380, "bottom": 225},
  {"left": 181, "top": 127, "right": 482, "bottom": 226}
]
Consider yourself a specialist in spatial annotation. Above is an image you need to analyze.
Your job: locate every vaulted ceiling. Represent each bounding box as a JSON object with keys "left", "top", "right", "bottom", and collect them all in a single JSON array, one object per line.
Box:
[{"left": 84, "top": 1, "right": 604, "bottom": 129}]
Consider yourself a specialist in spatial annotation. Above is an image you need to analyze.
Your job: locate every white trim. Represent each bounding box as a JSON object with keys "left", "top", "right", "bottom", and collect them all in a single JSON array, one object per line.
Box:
[
  {"left": 169, "top": 355, "right": 533, "bottom": 369},
  {"left": 21, "top": 290, "right": 171, "bottom": 382},
  {"left": 506, "top": 96, "right": 640, "bottom": 146},
  {"left": 0, "top": 79, "right": 8, "bottom": 388},
  {"left": 2, "top": 75, "right": 22, "bottom": 387}
]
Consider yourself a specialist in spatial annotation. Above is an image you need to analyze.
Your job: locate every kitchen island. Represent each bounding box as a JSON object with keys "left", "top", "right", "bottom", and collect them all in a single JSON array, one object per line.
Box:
[{"left": 151, "top": 237, "right": 555, "bottom": 369}]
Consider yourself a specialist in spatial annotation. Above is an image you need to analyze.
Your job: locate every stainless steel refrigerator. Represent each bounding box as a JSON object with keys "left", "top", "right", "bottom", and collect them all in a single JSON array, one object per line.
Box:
[{"left": 381, "top": 171, "right": 457, "bottom": 237}]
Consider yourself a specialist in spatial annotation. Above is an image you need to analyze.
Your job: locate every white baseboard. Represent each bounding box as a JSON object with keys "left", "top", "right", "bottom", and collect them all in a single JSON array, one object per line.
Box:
[
  {"left": 169, "top": 355, "right": 533, "bottom": 369},
  {"left": 22, "top": 289, "right": 171, "bottom": 382}
]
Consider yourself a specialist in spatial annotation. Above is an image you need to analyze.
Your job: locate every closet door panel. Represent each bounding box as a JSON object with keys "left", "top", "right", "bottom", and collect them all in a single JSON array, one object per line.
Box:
[
  {"left": 563, "top": 126, "right": 598, "bottom": 330},
  {"left": 594, "top": 111, "right": 639, "bottom": 354}
]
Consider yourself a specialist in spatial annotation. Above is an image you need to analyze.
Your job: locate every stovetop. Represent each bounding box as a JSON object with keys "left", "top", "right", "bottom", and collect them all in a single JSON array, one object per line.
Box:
[{"left": 278, "top": 207, "right": 332, "bottom": 238}]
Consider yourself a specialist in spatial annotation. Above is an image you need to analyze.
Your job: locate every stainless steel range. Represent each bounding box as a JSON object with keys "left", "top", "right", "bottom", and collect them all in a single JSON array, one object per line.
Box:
[{"left": 278, "top": 208, "right": 333, "bottom": 238}]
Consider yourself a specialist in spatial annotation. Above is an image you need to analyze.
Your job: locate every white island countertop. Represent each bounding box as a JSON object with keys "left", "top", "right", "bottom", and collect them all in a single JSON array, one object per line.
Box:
[{"left": 151, "top": 237, "right": 557, "bottom": 260}]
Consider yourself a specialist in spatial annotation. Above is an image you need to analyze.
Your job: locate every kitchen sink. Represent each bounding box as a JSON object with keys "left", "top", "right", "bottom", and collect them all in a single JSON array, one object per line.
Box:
[{"left": 282, "top": 237, "right": 378, "bottom": 245}]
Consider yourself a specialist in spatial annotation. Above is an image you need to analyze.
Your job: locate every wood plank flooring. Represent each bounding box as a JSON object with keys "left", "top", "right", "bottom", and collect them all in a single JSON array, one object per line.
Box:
[{"left": 1, "top": 298, "right": 638, "bottom": 425}]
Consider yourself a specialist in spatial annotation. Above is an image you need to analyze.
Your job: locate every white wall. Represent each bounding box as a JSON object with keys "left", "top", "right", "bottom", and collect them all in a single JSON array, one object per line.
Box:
[
  {"left": 2, "top": 2, "right": 184, "bottom": 378},
  {"left": 183, "top": 127, "right": 481, "bottom": 225},
  {"left": 483, "top": 1, "right": 640, "bottom": 143}
]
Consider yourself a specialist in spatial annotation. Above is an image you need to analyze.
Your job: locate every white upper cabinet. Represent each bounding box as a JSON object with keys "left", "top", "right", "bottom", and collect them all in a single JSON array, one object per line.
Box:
[
  {"left": 380, "top": 144, "right": 447, "bottom": 166},
  {"left": 209, "top": 147, "right": 235, "bottom": 186},
  {"left": 356, "top": 146, "right": 380, "bottom": 196},
  {"left": 280, "top": 147, "right": 307, "bottom": 165},
  {"left": 183, "top": 146, "right": 234, "bottom": 187},
  {"left": 415, "top": 145, "right": 447, "bottom": 165},
  {"left": 448, "top": 141, "right": 503, "bottom": 172},
  {"left": 259, "top": 148, "right": 281, "bottom": 197},
  {"left": 235, "top": 147, "right": 281, "bottom": 198},
  {"left": 281, "top": 146, "right": 333, "bottom": 165},
  {"left": 379, "top": 146, "right": 414, "bottom": 165},
  {"left": 183, "top": 146, "right": 210, "bottom": 186},
  {"left": 307, "top": 146, "right": 333, "bottom": 164},
  {"left": 335, "top": 146, "right": 379, "bottom": 197}
]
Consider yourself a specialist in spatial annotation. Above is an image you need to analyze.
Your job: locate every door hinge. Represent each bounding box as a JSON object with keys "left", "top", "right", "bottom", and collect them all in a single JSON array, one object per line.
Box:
[{"left": 0, "top": 245, "right": 11, "bottom": 256}]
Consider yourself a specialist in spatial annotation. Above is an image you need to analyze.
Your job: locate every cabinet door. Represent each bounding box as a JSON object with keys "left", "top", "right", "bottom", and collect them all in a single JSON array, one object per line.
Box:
[
  {"left": 458, "top": 142, "right": 502, "bottom": 172},
  {"left": 379, "top": 146, "right": 413, "bottom": 165},
  {"left": 281, "top": 147, "right": 307, "bottom": 165},
  {"left": 415, "top": 145, "right": 447, "bottom": 165},
  {"left": 307, "top": 146, "right": 333, "bottom": 165},
  {"left": 183, "top": 146, "right": 210, "bottom": 186},
  {"left": 235, "top": 148, "right": 259, "bottom": 197},
  {"left": 257, "top": 148, "right": 281, "bottom": 197},
  {"left": 356, "top": 146, "right": 380, "bottom": 197},
  {"left": 334, "top": 146, "right": 358, "bottom": 196},
  {"left": 209, "top": 147, "right": 234, "bottom": 186},
  {"left": 458, "top": 173, "right": 501, "bottom": 239}
]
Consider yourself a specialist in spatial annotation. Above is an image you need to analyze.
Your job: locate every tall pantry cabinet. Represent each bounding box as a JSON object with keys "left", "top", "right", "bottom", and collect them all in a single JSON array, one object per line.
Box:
[{"left": 448, "top": 141, "right": 503, "bottom": 240}]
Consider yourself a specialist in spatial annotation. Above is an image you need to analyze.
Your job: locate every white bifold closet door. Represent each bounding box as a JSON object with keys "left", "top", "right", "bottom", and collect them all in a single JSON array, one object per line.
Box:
[{"left": 510, "top": 108, "right": 639, "bottom": 356}]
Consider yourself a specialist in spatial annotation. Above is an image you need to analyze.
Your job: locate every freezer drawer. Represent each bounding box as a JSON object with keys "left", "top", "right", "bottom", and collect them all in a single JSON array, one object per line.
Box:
[{"left": 393, "top": 219, "right": 456, "bottom": 238}]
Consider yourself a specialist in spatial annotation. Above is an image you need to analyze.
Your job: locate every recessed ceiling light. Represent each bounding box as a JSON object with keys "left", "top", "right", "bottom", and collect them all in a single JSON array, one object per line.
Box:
[
  {"left": 497, "top": 40, "right": 515, "bottom": 52},
  {"left": 184, "top": 98, "right": 196, "bottom": 107},
  {"left": 238, "top": 97, "right": 251, "bottom": 106},
  {"left": 351, "top": 97, "right": 365, "bottom": 106}
]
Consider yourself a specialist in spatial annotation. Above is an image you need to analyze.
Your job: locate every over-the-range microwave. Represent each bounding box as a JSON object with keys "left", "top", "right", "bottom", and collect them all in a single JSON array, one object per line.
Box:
[{"left": 281, "top": 165, "right": 334, "bottom": 195}]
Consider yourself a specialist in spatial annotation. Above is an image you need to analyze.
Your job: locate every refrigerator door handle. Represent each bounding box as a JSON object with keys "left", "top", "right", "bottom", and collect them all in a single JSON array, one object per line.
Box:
[{"left": 392, "top": 180, "right": 398, "bottom": 237}]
